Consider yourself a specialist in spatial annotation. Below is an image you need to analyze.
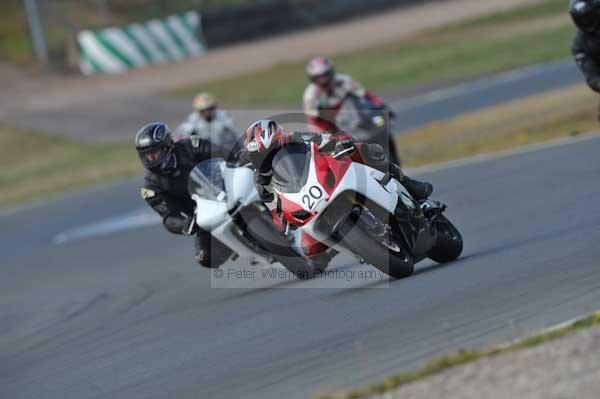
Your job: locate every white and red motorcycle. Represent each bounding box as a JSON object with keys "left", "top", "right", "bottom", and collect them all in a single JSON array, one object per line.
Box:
[
  {"left": 187, "top": 158, "right": 315, "bottom": 276},
  {"left": 271, "top": 142, "right": 463, "bottom": 279}
]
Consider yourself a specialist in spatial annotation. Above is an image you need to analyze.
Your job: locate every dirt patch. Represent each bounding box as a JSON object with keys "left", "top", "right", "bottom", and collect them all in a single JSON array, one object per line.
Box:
[{"left": 369, "top": 325, "right": 600, "bottom": 399}]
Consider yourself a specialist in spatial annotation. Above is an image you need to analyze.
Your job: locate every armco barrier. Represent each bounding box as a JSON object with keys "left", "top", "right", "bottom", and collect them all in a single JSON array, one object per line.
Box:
[
  {"left": 77, "top": 11, "right": 205, "bottom": 75},
  {"left": 201, "top": 0, "right": 447, "bottom": 47}
]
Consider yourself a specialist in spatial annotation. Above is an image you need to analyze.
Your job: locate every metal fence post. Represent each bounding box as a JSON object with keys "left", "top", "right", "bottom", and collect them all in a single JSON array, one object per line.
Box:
[
  {"left": 97, "top": 0, "right": 109, "bottom": 23},
  {"left": 23, "top": 0, "right": 48, "bottom": 64}
]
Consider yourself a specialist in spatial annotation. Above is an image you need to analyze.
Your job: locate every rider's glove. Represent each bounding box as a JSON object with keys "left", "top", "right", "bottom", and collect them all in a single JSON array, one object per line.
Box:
[
  {"left": 180, "top": 212, "right": 198, "bottom": 235},
  {"left": 164, "top": 212, "right": 197, "bottom": 235}
]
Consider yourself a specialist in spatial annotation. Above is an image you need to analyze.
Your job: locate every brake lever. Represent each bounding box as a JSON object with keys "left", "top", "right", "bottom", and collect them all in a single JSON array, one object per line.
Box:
[
  {"left": 332, "top": 147, "right": 355, "bottom": 159},
  {"left": 183, "top": 212, "right": 196, "bottom": 235}
]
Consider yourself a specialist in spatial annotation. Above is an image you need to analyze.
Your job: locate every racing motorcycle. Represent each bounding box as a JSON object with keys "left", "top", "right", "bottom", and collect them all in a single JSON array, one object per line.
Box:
[
  {"left": 270, "top": 142, "right": 463, "bottom": 279},
  {"left": 336, "top": 94, "right": 401, "bottom": 165},
  {"left": 188, "top": 158, "right": 315, "bottom": 276}
]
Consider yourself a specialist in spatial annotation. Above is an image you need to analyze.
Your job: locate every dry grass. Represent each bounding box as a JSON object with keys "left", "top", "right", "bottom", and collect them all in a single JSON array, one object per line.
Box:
[
  {"left": 173, "top": 0, "right": 572, "bottom": 106},
  {"left": 0, "top": 126, "right": 139, "bottom": 207},
  {"left": 395, "top": 84, "right": 599, "bottom": 167},
  {"left": 317, "top": 311, "right": 600, "bottom": 399},
  {"left": 2, "top": 85, "right": 597, "bottom": 208}
]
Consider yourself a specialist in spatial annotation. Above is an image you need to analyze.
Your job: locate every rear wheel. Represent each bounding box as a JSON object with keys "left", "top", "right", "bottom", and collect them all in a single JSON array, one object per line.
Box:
[
  {"left": 337, "top": 211, "right": 414, "bottom": 279},
  {"left": 427, "top": 215, "right": 463, "bottom": 263}
]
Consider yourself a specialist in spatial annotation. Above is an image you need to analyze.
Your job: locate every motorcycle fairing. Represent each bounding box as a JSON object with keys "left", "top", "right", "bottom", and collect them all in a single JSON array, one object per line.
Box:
[{"left": 276, "top": 143, "right": 413, "bottom": 241}]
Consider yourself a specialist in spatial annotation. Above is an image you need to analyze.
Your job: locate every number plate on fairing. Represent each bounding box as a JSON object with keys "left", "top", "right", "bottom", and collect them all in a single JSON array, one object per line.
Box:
[{"left": 275, "top": 147, "right": 329, "bottom": 212}]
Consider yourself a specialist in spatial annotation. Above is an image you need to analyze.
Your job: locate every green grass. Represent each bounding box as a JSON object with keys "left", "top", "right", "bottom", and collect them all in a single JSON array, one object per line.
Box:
[
  {"left": 0, "top": 0, "right": 32, "bottom": 64},
  {"left": 395, "top": 84, "right": 599, "bottom": 168},
  {"left": 440, "top": 0, "right": 567, "bottom": 30},
  {"left": 172, "top": 0, "right": 572, "bottom": 106},
  {"left": 0, "top": 126, "right": 139, "bottom": 208},
  {"left": 317, "top": 311, "right": 600, "bottom": 399},
  {"left": 0, "top": 0, "right": 262, "bottom": 65},
  {"left": 3, "top": 85, "right": 596, "bottom": 209}
]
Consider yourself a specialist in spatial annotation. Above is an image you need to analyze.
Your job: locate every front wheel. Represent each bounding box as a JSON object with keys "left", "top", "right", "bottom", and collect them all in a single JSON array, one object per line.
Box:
[
  {"left": 244, "top": 212, "right": 316, "bottom": 279},
  {"left": 427, "top": 215, "right": 463, "bottom": 263},
  {"left": 337, "top": 212, "right": 414, "bottom": 279}
]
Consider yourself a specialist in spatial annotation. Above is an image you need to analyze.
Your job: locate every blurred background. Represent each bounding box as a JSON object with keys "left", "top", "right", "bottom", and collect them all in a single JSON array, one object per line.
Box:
[
  {"left": 2, "top": 2, "right": 600, "bottom": 399},
  {"left": 4, "top": 0, "right": 420, "bottom": 70},
  {"left": 0, "top": 0, "right": 590, "bottom": 207}
]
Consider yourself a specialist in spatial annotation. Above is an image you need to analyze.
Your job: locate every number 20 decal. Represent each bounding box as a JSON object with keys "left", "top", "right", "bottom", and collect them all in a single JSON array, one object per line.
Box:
[{"left": 302, "top": 186, "right": 323, "bottom": 210}]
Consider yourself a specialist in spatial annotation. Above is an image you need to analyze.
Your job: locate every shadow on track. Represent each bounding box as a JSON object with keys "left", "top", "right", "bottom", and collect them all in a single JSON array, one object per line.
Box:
[
  {"left": 323, "top": 254, "right": 482, "bottom": 298},
  {"left": 206, "top": 261, "right": 365, "bottom": 304}
]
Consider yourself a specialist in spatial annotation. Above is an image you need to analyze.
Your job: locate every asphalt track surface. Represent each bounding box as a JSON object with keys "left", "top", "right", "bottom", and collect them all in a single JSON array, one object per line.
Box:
[
  {"left": 393, "top": 59, "right": 584, "bottom": 133},
  {"left": 1, "top": 59, "right": 582, "bottom": 142},
  {"left": 2, "top": 62, "right": 600, "bottom": 398}
]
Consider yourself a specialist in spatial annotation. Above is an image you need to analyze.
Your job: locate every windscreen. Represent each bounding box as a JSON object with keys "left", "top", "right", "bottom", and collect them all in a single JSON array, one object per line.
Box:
[
  {"left": 271, "top": 143, "right": 311, "bottom": 193},
  {"left": 188, "top": 158, "right": 227, "bottom": 201}
]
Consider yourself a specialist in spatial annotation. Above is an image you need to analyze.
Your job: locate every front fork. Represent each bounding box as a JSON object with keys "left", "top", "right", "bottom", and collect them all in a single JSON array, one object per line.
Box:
[{"left": 392, "top": 199, "right": 446, "bottom": 259}]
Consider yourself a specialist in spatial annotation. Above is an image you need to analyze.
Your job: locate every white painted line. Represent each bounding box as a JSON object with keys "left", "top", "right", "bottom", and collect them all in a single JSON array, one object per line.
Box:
[
  {"left": 51, "top": 133, "right": 599, "bottom": 245},
  {"left": 406, "top": 132, "right": 600, "bottom": 176},
  {"left": 53, "top": 208, "right": 160, "bottom": 244}
]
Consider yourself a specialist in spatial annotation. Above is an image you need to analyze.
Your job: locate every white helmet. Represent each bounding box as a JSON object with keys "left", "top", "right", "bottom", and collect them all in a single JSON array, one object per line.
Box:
[{"left": 306, "top": 57, "right": 335, "bottom": 82}]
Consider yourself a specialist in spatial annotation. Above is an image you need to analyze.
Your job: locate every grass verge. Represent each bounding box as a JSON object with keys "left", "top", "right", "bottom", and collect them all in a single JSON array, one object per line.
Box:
[
  {"left": 395, "top": 84, "right": 599, "bottom": 167},
  {"left": 0, "top": 126, "right": 138, "bottom": 208},
  {"left": 317, "top": 311, "right": 600, "bottom": 399},
  {"left": 172, "top": 0, "right": 572, "bottom": 106},
  {"left": 0, "top": 0, "right": 261, "bottom": 65},
  {"left": 2, "top": 84, "right": 598, "bottom": 209}
]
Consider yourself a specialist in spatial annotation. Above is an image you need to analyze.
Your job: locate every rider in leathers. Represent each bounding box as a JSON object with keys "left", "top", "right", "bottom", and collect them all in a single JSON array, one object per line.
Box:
[
  {"left": 243, "top": 120, "right": 433, "bottom": 259},
  {"left": 174, "top": 92, "right": 242, "bottom": 154},
  {"left": 136, "top": 122, "right": 233, "bottom": 268},
  {"left": 303, "top": 57, "right": 387, "bottom": 133},
  {"left": 571, "top": 0, "right": 600, "bottom": 120},
  {"left": 303, "top": 56, "right": 400, "bottom": 164}
]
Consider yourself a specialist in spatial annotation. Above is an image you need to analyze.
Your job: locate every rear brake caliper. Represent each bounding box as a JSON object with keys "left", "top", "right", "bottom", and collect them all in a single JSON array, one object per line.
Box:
[{"left": 420, "top": 199, "right": 446, "bottom": 220}]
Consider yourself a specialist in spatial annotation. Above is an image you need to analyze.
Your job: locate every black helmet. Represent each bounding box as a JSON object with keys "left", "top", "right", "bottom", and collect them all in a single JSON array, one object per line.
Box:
[
  {"left": 570, "top": 0, "right": 600, "bottom": 34},
  {"left": 135, "top": 122, "right": 176, "bottom": 174}
]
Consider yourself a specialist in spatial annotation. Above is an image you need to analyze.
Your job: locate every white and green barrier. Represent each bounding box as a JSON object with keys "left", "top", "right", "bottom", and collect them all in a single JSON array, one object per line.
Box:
[{"left": 77, "top": 11, "right": 206, "bottom": 75}]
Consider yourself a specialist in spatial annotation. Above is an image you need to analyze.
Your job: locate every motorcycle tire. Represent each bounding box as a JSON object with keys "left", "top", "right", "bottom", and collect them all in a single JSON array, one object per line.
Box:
[
  {"left": 427, "top": 215, "right": 463, "bottom": 263},
  {"left": 337, "top": 211, "right": 414, "bottom": 279},
  {"left": 244, "top": 212, "right": 316, "bottom": 280}
]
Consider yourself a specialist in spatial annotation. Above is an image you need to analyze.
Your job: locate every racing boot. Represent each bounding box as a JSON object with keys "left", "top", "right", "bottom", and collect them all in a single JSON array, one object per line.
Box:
[
  {"left": 401, "top": 175, "right": 433, "bottom": 201},
  {"left": 388, "top": 162, "right": 433, "bottom": 200},
  {"left": 360, "top": 143, "right": 433, "bottom": 200}
]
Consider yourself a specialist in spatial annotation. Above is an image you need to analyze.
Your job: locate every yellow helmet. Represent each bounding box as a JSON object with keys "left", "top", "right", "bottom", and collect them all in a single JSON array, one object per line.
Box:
[{"left": 193, "top": 92, "right": 217, "bottom": 111}]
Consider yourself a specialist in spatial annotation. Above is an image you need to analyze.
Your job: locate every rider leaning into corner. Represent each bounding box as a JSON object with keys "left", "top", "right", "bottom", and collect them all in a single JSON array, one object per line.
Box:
[
  {"left": 136, "top": 122, "right": 236, "bottom": 268},
  {"left": 174, "top": 92, "right": 242, "bottom": 154},
  {"left": 303, "top": 56, "right": 400, "bottom": 164},
  {"left": 303, "top": 56, "right": 391, "bottom": 132},
  {"left": 571, "top": 0, "right": 600, "bottom": 121},
  {"left": 243, "top": 119, "right": 433, "bottom": 263}
]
